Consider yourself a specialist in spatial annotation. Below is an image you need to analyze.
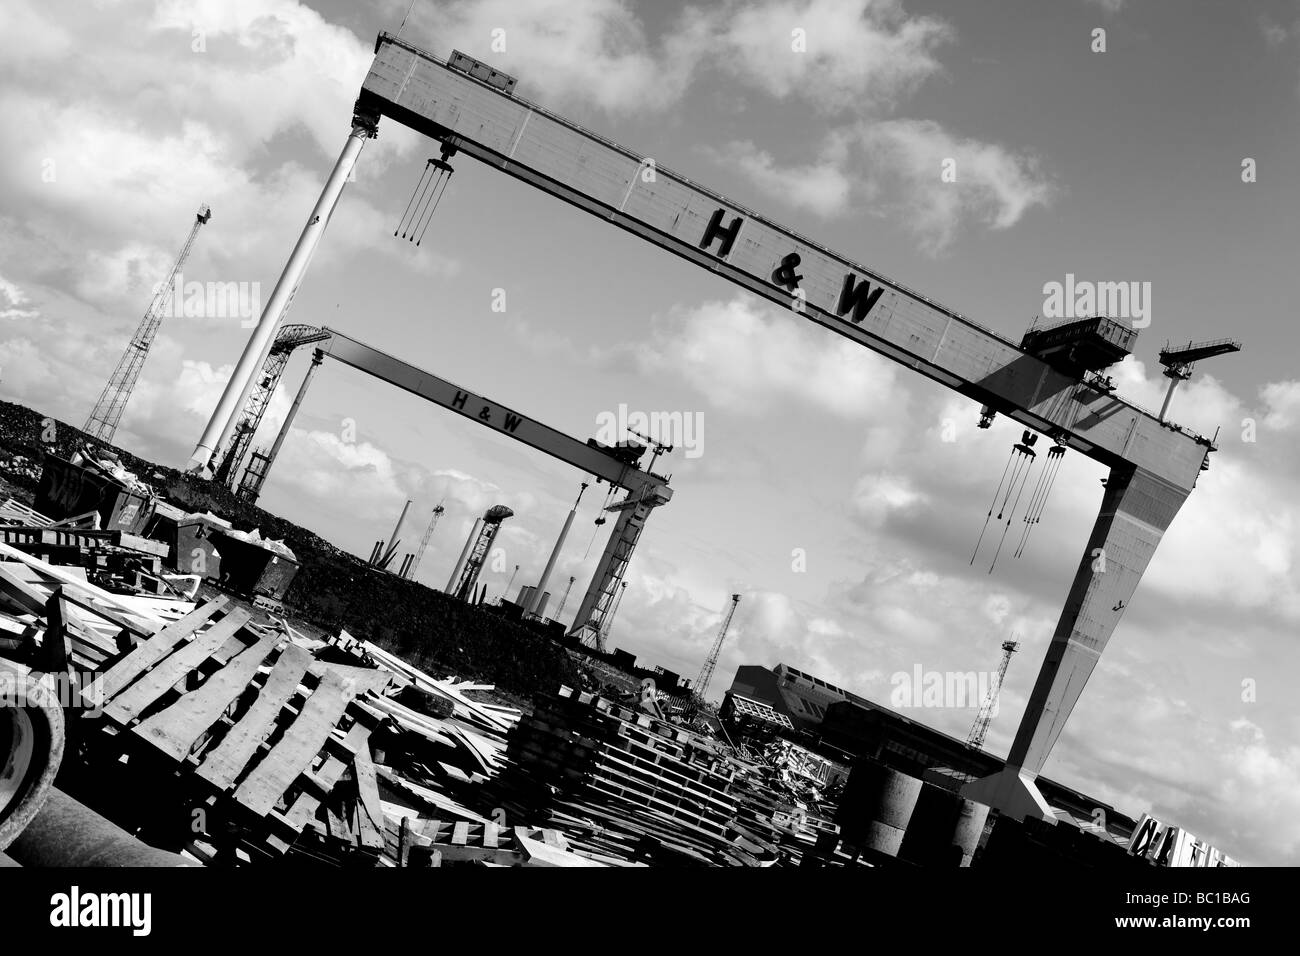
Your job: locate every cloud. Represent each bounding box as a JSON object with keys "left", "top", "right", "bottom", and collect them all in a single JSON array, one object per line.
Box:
[
  {"left": 635, "top": 294, "right": 900, "bottom": 417},
  {"left": 706, "top": 0, "right": 954, "bottom": 113},
  {"left": 405, "top": 0, "right": 953, "bottom": 116},
  {"left": 714, "top": 119, "right": 1053, "bottom": 251},
  {"left": 704, "top": 139, "right": 854, "bottom": 217},
  {"left": 1085, "top": 0, "right": 1126, "bottom": 13},
  {"left": 406, "top": 0, "right": 700, "bottom": 113},
  {"left": 0, "top": 275, "right": 40, "bottom": 321},
  {"left": 853, "top": 119, "right": 1054, "bottom": 253}
]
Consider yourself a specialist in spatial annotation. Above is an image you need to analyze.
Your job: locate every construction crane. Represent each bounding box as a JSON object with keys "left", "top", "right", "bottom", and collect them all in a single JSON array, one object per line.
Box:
[
  {"left": 84, "top": 204, "right": 211, "bottom": 443},
  {"left": 695, "top": 594, "right": 741, "bottom": 704},
  {"left": 967, "top": 638, "right": 1020, "bottom": 750},
  {"left": 1157, "top": 338, "right": 1243, "bottom": 422},
  {"left": 406, "top": 504, "right": 445, "bottom": 580},
  {"left": 595, "top": 580, "right": 628, "bottom": 652},
  {"left": 555, "top": 575, "right": 576, "bottom": 621},
  {"left": 214, "top": 324, "right": 331, "bottom": 487}
]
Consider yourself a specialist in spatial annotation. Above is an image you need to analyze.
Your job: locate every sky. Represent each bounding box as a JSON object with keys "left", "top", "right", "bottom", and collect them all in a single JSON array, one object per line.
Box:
[{"left": 1, "top": 0, "right": 1299, "bottom": 865}]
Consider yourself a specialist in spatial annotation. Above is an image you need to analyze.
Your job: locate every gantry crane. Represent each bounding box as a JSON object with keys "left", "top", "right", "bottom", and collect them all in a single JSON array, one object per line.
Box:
[
  {"left": 85, "top": 204, "right": 211, "bottom": 444},
  {"left": 185, "top": 32, "right": 1232, "bottom": 824},
  {"left": 212, "top": 326, "right": 671, "bottom": 639},
  {"left": 213, "top": 323, "right": 331, "bottom": 487},
  {"left": 966, "top": 638, "right": 1019, "bottom": 750}
]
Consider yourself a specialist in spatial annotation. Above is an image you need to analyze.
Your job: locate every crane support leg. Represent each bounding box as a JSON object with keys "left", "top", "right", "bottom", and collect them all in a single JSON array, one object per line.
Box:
[
  {"left": 962, "top": 464, "right": 1191, "bottom": 820},
  {"left": 186, "top": 114, "right": 376, "bottom": 475},
  {"left": 570, "top": 497, "right": 654, "bottom": 642}
]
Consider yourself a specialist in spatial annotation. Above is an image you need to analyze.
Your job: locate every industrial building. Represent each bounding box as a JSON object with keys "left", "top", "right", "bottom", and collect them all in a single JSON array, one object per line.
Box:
[{"left": 725, "top": 663, "right": 1143, "bottom": 847}]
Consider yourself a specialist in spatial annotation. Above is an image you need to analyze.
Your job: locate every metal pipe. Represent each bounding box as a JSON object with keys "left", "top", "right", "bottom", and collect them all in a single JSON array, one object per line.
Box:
[
  {"left": 6, "top": 787, "right": 193, "bottom": 867},
  {"left": 383, "top": 499, "right": 413, "bottom": 567},
  {"left": 0, "top": 669, "right": 65, "bottom": 852},
  {"left": 525, "top": 482, "right": 587, "bottom": 618},
  {"left": 186, "top": 121, "right": 374, "bottom": 474},
  {"left": 252, "top": 348, "right": 324, "bottom": 500},
  {"left": 1158, "top": 377, "right": 1179, "bottom": 422}
]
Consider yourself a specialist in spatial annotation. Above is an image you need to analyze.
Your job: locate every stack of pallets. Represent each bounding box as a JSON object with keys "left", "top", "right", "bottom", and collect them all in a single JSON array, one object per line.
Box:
[
  {"left": 78, "top": 595, "right": 400, "bottom": 862},
  {"left": 500, "top": 686, "right": 776, "bottom": 865}
]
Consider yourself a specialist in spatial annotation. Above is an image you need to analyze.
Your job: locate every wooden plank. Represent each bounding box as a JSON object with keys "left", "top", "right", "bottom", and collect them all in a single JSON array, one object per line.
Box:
[
  {"left": 483, "top": 822, "right": 499, "bottom": 848},
  {"left": 306, "top": 661, "right": 396, "bottom": 697},
  {"left": 58, "top": 588, "right": 154, "bottom": 638},
  {"left": 195, "top": 643, "right": 311, "bottom": 791},
  {"left": 40, "top": 589, "right": 70, "bottom": 673},
  {"left": 398, "top": 816, "right": 412, "bottom": 867},
  {"left": 271, "top": 717, "right": 373, "bottom": 840},
  {"left": 234, "top": 670, "right": 355, "bottom": 817},
  {"left": 98, "top": 596, "right": 231, "bottom": 699},
  {"left": 352, "top": 743, "right": 386, "bottom": 850},
  {"left": 101, "top": 607, "right": 254, "bottom": 725},
  {"left": 130, "top": 628, "right": 281, "bottom": 761},
  {"left": 451, "top": 821, "right": 470, "bottom": 846},
  {"left": 0, "top": 562, "right": 47, "bottom": 615},
  {"left": 0, "top": 541, "right": 169, "bottom": 627}
]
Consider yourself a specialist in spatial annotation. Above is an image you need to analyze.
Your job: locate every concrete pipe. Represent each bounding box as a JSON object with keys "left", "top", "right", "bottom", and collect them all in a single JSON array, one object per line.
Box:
[
  {"left": 899, "top": 783, "right": 964, "bottom": 866},
  {"left": 0, "top": 669, "right": 65, "bottom": 852},
  {"left": 838, "top": 761, "right": 923, "bottom": 858},
  {"left": 898, "top": 784, "right": 989, "bottom": 867},
  {"left": 7, "top": 788, "right": 194, "bottom": 867},
  {"left": 950, "top": 798, "right": 990, "bottom": 867}
]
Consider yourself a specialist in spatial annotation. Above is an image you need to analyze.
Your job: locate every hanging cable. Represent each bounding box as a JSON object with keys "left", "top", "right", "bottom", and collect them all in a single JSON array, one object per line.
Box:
[
  {"left": 997, "top": 452, "right": 1028, "bottom": 521},
  {"left": 989, "top": 457, "right": 1034, "bottom": 574},
  {"left": 583, "top": 484, "right": 617, "bottom": 559},
  {"left": 396, "top": 160, "right": 435, "bottom": 239},
  {"left": 1013, "top": 449, "right": 1056, "bottom": 557},
  {"left": 971, "top": 446, "right": 1016, "bottom": 565},
  {"left": 988, "top": 432, "right": 1039, "bottom": 574},
  {"left": 406, "top": 164, "right": 444, "bottom": 242},
  {"left": 1015, "top": 445, "right": 1066, "bottom": 558},
  {"left": 414, "top": 160, "right": 453, "bottom": 245}
]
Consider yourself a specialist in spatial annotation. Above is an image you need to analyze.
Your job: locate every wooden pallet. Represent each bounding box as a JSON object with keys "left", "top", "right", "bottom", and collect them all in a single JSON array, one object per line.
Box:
[
  {"left": 90, "top": 595, "right": 398, "bottom": 853},
  {"left": 388, "top": 814, "right": 604, "bottom": 867}
]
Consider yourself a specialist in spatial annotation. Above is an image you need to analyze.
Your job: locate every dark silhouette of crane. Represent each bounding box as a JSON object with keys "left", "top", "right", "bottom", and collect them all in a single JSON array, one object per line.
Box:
[{"left": 1157, "top": 338, "right": 1242, "bottom": 422}]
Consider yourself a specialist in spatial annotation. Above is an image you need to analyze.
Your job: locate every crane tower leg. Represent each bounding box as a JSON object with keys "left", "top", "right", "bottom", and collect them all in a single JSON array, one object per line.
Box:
[
  {"left": 569, "top": 498, "right": 654, "bottom": 642},
  {"left": 962, "top": 464, "right": 1191, "bottom": 820},
  {"left": 186, "top": 113, "right": 377, "bottom": 475}
]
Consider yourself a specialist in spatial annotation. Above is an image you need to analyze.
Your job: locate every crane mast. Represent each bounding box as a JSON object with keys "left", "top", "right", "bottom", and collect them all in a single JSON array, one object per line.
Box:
[
  {"left": 967, "top": 638, "right": 1020, "bottom": 750},
  {"left": 695, "top": 594, "right": 740, "bottom": 702},
  {"left": 595, "top": 580, "right": 628, "bottom": 652},
  {"left": 406, "top": 504, "right": 445, "bottom": 580},
  {"left": 85, "top": 204, "right": 211, "bottom": 443}
]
